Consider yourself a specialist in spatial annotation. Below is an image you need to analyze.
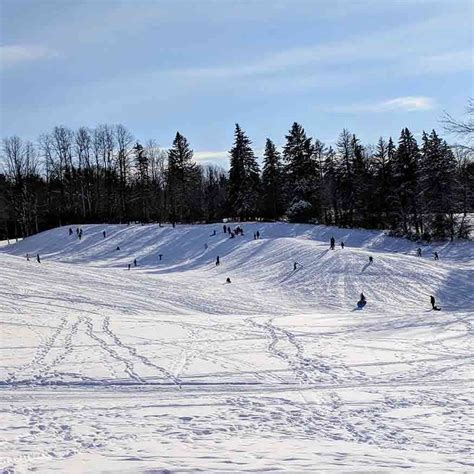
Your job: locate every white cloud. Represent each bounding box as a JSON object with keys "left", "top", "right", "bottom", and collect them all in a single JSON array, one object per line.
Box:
[
  {"left": 193, "top": 150, "right": 229, "bottom": 163},
  {"left": 329, "top": 96, "right": 436, "bottom": 114},
  {"left": 0, "top": 45, "right": 58, "bottom": 69}
]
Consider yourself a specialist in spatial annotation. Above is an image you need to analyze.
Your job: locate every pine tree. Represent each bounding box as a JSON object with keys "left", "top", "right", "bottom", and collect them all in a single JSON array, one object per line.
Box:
[
  {"left": 133, "top": 142, "right": 150, "bottom": 221},
  {"left": 373, "top": 137, "right": 395, "bottom": 227},
  {"left": 393, "top": 128, "right": 421, "bottom": 235},
  {"left": 420, "top": 130, "right": 459, "bottom": 239},
  {"left": 167, "top": 132, "right": 199, "bottom": 223},
  {"left": 227, "top": 124, "right": 260, "bottom": 219},
  {"left": 321, "top": 146, "right": 340, "bottom": 225},
  {"left": 283, "top": 122, "right": 320, "bottom": 222},
  {"left": 350, "top": 134, "right": 371, "bottom": 226},
  {"left": 335, "top": 128, "right": 354, "bottom": 226},
  {"left": 261, "top": 138, "right": 283, "bottom": 220}
]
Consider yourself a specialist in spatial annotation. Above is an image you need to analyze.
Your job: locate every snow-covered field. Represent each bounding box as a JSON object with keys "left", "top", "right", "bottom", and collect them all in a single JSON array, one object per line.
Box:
[{"left": 1, "top": 222, "right": 473, "bottom": 472}]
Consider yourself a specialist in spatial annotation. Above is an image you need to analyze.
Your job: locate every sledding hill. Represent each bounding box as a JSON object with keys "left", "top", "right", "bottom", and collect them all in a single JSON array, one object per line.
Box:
[
  {"left": 1, "top": 222, "right": 473, "bottom": 472},
  {"left": 2, "top": 222, "right": 473, "bottom": 313}
]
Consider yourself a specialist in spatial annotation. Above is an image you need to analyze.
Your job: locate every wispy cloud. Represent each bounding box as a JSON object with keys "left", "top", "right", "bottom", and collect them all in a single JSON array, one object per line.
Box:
[
  {"left": 329, "top": 96, "right": 436, "bottom": 114},
  {"left": 0, "top": 45, "right": 58, "bottom": 69},
  {"left": 175, "top": 13, "right": 470, "bottom": 83}
]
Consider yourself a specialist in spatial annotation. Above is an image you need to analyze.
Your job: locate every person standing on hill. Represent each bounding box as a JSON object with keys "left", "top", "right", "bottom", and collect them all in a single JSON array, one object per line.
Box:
[
  {"left": 134, "top": 259, "right": 137, "bottom": 267},
  {"left": 369, "top": 256, "right": 373, "bottom": 263},
  {"left": 434, "top": 251, "right": 439, "bottom": 260},
  {"left": 256, "top": 231, "right": 260, "bottom": 239},
  {"left": 417, "top": 248, "right": 422, "bottom": 257},
  {"left": 330, "top": 237, "right": 335, "bottom": 250},
  {"left": 340, "top": 241, "right": 344, "bottom": 249},
  {"left": 430, "top": 295, "right": 441, "bottom": 310},
  {"left": 103, "top": 230, "right": 106, "bottom": 238},
  {"left": 216, "top": 256, "right": 220, "bottom": 266},
  {"left": 36, "top": 254, "right": 41, "bottom": 264},
  {"left": 69, "top": 228, "right": 73, "bottom": 236},
  {"left": 26, "top": 253, "right": 30, "bottom": 261},
  {"left": 223, "top": 225, "right": 227, "bottom": 233}
]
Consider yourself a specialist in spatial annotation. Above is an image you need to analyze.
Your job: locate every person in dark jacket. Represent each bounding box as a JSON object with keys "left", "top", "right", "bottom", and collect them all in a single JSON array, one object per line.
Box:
[
  {"left": 216, "top": 256, "right": 220, "bottom": 266},
  {"left": 103, "top": 230, "right": 106, "bottom": 238},
  {"left": 430, "top": 295, "right": 441, "bottom": 310},
  {"left": 434, "top": 251, "right": 439, "bottom": 260},
  {"left": 330, "top": 237, "right": 335, "bottom": 250},
  {"left": 226, "top": 277, "right": 231, "bottom": 283},
  {"left": 417, "top": 247, "right": 422, "bottom": 257},
  {"left": 340, "top": 241, "right": 344, "bottom": 249},
  {"left": 223, "top": 225, "right": 227, "bottom": 233},
  {"left": 369, "top": 256, "right": 373, "bottom": 263},
  {"left": 36, "top": 254, "right": 41, "bottom": 264}
]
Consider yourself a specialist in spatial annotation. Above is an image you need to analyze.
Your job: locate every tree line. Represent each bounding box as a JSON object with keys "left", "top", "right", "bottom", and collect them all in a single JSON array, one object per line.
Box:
[{"left": 1, "top": 120, "right": 473, "bottom": 241}]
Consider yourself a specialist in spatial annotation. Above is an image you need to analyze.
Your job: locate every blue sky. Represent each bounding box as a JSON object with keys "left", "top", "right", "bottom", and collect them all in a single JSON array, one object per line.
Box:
[{"left": 1, "top": 0, "right": 472, "bottom": 166}]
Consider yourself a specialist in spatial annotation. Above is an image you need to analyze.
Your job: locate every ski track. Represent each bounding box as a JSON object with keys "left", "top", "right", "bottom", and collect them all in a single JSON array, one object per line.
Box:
[{"left": 0, "top": 222, "right": 473, "bottom": 472}]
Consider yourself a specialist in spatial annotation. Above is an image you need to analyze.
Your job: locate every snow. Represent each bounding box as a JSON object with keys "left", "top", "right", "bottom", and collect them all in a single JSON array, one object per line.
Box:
[{"left": 0, "top": 222, "right": 472, "bottom": 472}]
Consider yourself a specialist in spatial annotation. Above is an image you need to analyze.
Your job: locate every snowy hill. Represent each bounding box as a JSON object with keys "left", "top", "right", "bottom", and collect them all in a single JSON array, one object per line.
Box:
[
  {"left": 3, "top": 222, "right": 473, "bottom": 313},
  {"left": 0, "top": 222, "right": 473, "bottom": 472}
]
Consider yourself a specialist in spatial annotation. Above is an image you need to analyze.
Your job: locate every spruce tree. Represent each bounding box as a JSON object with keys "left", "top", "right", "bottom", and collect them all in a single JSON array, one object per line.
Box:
[
  {"left": 335, "top": 128, "right": 354, "bottom": 226},
  {"left": 261, "top": 138, "right": 283, "bottom": 220},
  {"left": 283, "top": 122, "right": 320, "bottom": 222},
  {"left": 393, "top": 128, "right": 421, "bottom": 235},
  {"left": 227, "top": 124, "right": 260, "bottom": 219},
  {"left": 350, "top": 134, "right": 370, "bottom": 226},
  {"left": 420, "top": 130, "right": 459, "bottom": 239},
  {"left": 374, "top": 137, "right": 395, "bottom": 227},
  {"left": 167, "top": 132, "right": 199, "bottom": 223},
  {"left": 133, "top": 142, "right": 150, "bottom": 221}
]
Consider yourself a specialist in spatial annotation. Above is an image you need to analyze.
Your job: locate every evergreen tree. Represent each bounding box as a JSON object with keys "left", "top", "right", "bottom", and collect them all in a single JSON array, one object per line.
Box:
[
  {"left": 167, "top": 132, "right": 199, "bottom": 222},
  {"left": 335, "top": 128, "right": 355, "bottom": 226},
  {"left": 373, "top": 137, "right": 395, "bottom": 227},
  {"left": 393, "top": 128, "right": 421, "bottom": 235},
  {"left": 283, "top": 122, "right": 320, "bottom": 222},
  {"left": 350, "top": 134, "right": 371, "bottom": 226},
  {"left": 321, "top": 146, "right": 340, "bottom": 225},
  {"left": 261, "top": 138, "right": 283, "bottom": 220},
  {"left": 420, "top": 130, "right": 459, "bottom": 239},
  {"left": 227, "top": 124, "right": 260, "bottom": 219},
  {"left": 133, "top": 142, "right": 150, "bottom": 221}
]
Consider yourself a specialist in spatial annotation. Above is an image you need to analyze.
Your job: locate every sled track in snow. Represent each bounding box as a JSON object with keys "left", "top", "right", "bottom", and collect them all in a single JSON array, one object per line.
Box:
[
  {"left": 102, "top": 316, "right": 181, "bottom": 386},
  {"left": 83, "top": 316, "right": 144, "bottom": 383}
]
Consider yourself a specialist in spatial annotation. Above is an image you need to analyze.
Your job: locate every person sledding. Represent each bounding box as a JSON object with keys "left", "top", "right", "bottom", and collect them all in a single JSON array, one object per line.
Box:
[{"left": 357, "top": 292, "right": 366, "bottom": 309}]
